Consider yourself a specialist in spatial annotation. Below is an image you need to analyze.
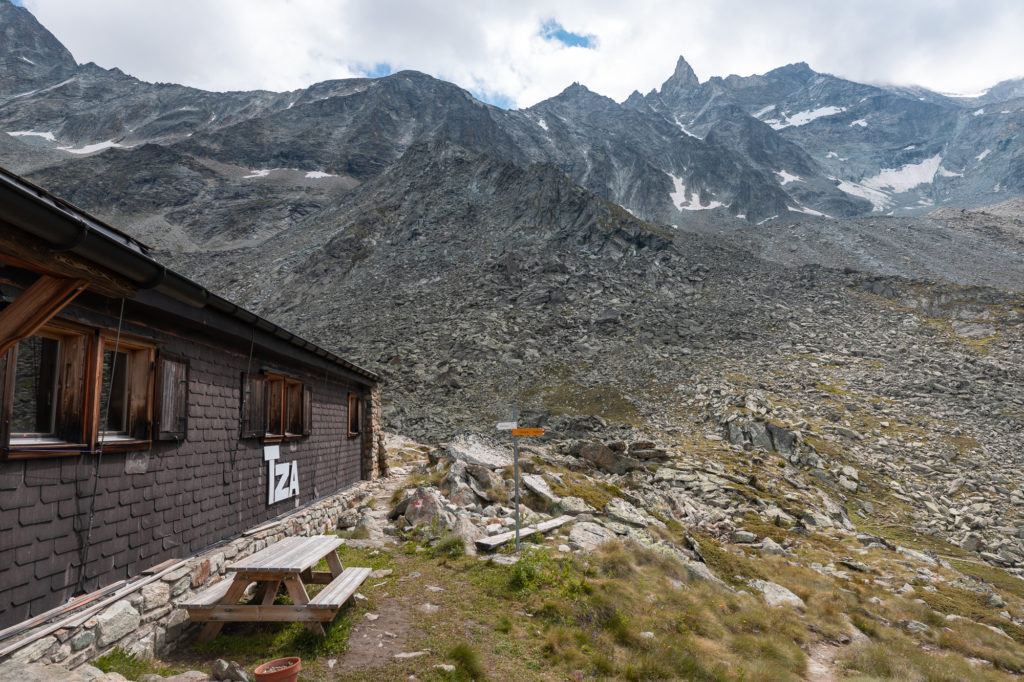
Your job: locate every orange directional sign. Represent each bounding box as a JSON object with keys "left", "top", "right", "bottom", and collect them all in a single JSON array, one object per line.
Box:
[{"left": 512, "top": 428, "right": 544, "bottom": 437}]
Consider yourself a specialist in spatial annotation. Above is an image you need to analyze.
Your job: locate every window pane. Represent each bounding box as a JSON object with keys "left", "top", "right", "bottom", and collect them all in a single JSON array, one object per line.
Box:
[
  {"left": 12, "top": 336, "right": 59, "bottom": 434},
  {"left": 100, "top": 349, "right": 129, "bottom": 433}
]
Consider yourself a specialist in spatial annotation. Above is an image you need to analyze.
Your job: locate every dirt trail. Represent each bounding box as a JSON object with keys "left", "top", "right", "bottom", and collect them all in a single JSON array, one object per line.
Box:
[{"left": 331, "top": 462, "right": 421, "bottom": 677}]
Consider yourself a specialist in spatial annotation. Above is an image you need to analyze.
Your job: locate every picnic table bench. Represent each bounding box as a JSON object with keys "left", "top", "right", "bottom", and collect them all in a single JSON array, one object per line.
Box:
[{"left": 183, "top": 535, "right": 370, "bottom": 642}]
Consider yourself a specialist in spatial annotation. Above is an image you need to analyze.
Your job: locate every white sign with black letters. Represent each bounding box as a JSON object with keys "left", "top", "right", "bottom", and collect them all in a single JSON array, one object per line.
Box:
[{"left": 264, "top": 445, "right": 299, "bottom": 504}]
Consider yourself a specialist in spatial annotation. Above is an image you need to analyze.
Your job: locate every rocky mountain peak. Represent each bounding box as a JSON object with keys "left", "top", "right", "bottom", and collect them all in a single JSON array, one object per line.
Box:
[
  {"left": 764, "top": 61, "right": 817, "bottom": 83},
  {"left": 666, "top": 55, "right": 700, "bottom": 89},
  {"left": 0, "top": 0, "right": 77, "bottom": 94}
]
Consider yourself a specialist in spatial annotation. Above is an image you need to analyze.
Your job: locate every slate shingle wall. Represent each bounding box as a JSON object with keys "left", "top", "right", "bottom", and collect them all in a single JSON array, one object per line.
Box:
[{"left": 0, "top": 300, "right": 373, "bottom": 629}]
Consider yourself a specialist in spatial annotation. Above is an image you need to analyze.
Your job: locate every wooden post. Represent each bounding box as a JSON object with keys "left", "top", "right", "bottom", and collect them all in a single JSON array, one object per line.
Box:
[{"left": 513, "top": 405, "right": 521, "bottom": 552}]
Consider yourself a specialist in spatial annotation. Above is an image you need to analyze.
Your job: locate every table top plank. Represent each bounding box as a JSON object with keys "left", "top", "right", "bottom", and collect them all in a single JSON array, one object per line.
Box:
[{"left": 228, "top": 535, "right": 344, "bottom": 574}]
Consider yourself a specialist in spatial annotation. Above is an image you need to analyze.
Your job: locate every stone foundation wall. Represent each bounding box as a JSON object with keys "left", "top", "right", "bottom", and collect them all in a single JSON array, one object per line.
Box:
[{"left": 0, "top": 474, "right": 387, "bottom": 670}]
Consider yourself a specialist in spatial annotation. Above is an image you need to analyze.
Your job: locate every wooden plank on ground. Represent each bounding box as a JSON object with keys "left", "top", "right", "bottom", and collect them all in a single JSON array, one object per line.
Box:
[{"left": 475, "top": 515, "right": 573, "bottom": 552}]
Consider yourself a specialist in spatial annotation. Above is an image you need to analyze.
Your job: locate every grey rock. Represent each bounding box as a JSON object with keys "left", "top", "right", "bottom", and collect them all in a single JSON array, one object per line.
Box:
[
  {"left": 556, "top": 496, "right": 596, "bottom": 515},
  {"left": 94, "top": 600, "right": 141, "bottom": 647},
  {"left": 442, "top": 434, "right": 512, "bottom": 469},
  {"left": 521, "top": 474, "right": 560, "bottom": 505},
  {"left": 750, "top": 579, "right": 806, "bottom": 608},
  {"left": 568, "top": 521, "right": 617, "bottom": 551}
]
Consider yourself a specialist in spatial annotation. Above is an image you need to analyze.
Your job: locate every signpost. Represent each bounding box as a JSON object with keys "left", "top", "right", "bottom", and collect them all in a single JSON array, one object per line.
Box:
[{"left": 500, "top": 408, "right": 544, "bottom": 551}]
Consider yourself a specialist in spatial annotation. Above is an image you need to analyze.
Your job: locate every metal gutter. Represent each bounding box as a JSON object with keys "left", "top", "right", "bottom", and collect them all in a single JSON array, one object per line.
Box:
[{"left": 0, "top": 166, "right": 380, "bottom": 382}]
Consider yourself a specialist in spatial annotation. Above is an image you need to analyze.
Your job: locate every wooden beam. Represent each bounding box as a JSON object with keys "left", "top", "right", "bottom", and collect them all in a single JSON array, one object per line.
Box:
[
  {"left": 475, "top": 515, "right": 574, "bottom": 552},
  {"left": 0, "top": 221, "right": 136, "bottom": 298},
  {"left": 0, "top": 275, "right": 87, "bottom": 355},
  {"left": 187, "top": 605, "right": 339, "bottom": 622}
]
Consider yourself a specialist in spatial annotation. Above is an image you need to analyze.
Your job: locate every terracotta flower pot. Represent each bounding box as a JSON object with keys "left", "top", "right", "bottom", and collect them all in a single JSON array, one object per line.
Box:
[{"left": 253, "top": 656, "right": 301, "bottom": 682}]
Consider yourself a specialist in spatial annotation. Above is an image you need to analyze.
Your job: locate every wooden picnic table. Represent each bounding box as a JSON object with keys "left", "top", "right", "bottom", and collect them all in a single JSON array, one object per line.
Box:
[{"left": 183, "top": 535, "right": 370, "bottom": 642}]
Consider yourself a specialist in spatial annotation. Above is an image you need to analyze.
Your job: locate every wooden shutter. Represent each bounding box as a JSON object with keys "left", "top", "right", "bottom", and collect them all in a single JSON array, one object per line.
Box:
[
  {"left": 240, "top": 372, "right": 267, "bottom": 438},
  {"left": 55, "top": 334, "right": 88, "bottom": 443},
  {"left": 0, "top": 346, "right": 14, "bottom": 452},
  {"left": 155, "top": 355, "right": 188, "bottom": 440},
  {"left": 302, "top": 387, "right": 312, "bottom": 436}
]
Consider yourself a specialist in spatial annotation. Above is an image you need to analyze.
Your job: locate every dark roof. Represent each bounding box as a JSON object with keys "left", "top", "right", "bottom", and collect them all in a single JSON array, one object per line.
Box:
[{"left": 0, "top": 165, "right": 380, "bottom": 383}]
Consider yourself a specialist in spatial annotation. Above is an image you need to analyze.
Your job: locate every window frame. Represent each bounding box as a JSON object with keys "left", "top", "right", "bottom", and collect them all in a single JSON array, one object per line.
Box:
[
  {"left": 0, "top": 320, "right": 156, "bottom": 459},
  {"left": 92, "top": 332, "right": 155, "bottom": 449},
  {"left": 347, "top": 392, "right": 361, "bottom": 439}
]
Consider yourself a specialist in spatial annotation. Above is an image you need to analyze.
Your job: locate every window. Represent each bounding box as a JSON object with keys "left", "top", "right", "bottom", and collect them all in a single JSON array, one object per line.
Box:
[
  {"left": 0, "top": 322, "right": 155, "bottom": 457},
  {"left": 347, "top": 393, "right": 361, "bottom": 438},
  {"left": 240, "top": 371, "right": 309, "bottom": 441},
  {"left": 95, "top": 336, "right": 154, "bottom": 444},
  {"left": 2, "top": 326, "right": 88, "bottom": 450}
]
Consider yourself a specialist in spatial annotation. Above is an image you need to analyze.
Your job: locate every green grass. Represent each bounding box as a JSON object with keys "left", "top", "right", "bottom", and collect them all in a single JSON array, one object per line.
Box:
[
  {"left": 430, "top": 534, "right": 466, "bottom": 559},
  {"left": 448, "top": 642, "right": 486, "bottom": 680},
  {"left": 93, "top": 648, "right": 179, "bottom": 681}
]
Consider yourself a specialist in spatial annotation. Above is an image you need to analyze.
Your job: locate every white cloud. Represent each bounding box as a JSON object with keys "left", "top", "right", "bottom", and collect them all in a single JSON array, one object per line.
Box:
[{"left": 20, "top": 0, "right": 1024, "bottom": 108}]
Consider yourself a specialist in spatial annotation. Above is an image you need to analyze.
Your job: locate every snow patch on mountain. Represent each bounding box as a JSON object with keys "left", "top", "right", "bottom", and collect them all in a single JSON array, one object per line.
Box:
[
  {"left": 862, "top": 154, "right": 942, "bottom": 193},
  {"left": 849, "top": 119, "right": 867, "bottom": 127},
  {"left": 767, "top": 106, "right": 846, "bottom": 129},
  {"left": 976, "top": 149, "right": 991, "bottom": 162},
  {"left": 673, "top": 116, "right": 699, "bottom": 139},
  {"left": 58, "top": 140, "right": 125, "bottom": 155},
  {"left": 789, "top": 205, "right": 829, "bottom": 217},
  {"left": 243, "top": 169, "right": 272, "bottom": 179},
  {"left": 837, "top": 179, "right": 894, "bottom": 211},
  {"left": 973, "top": 108, "right": 985, "bottom": 116},
  {"left": 8, "top": 130, "right": 56, "bottom": 142},
  {"left": 937, "top": 166, "right": 963, "bottom": 178},
  {"left": 537, "top": 118, "right": 549, "bottom": 131},
  {"left": 776, "top": 170, "right": 802, "bottom": 185},
  {"left": 669, "top": 174, "right": 723, "bottom": 210},
  {"left": 752, "top": 104, "right": 775, "bottom": 118},
  {"left": 305, "top": 171, "right": 334, "bottom": 179}
]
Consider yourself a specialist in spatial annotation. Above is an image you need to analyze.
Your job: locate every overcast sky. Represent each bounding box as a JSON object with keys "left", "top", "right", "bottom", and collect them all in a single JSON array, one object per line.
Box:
[{"left": 16, "top": 0, "right": 1024, "bottom": 108}]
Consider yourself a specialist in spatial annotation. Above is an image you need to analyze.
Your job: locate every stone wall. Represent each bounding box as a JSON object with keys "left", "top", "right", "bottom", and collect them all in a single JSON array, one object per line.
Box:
[
  {"left": 362, "top": 383, "right": 388, "bottom": 480},
  {"left": 0, "top": 474, "right": 386, "bottom": 670}
]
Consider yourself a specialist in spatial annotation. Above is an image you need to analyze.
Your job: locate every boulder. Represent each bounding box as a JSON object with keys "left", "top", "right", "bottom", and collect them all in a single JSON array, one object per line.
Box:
[
  {"left": 442, "top": 434, "right": 512, "bottom": 469},
  {"left": 766, "top": 422, "right": 798, "bottom": 455},
  {"left": 395, "top": 487, "right": 455, "bottom": 529},
  {"left": 577, "top": 441, "right": 641, "bottom": 474},
  {"left": 604, "top": 498, "right": 649, "bottom": 527},
  {"left": 557, "top": 496, "right": 596, "bottom": 515},
  {"left": 522, "top": 474, "right": 561, "bottom": 505},
  {"left": 750, "top": 579, "right": 805, "bottom": 608},
  {"left": 568, "top": 521, "right": 617, "bottom": 551},
  {"left": 450, "top": 515, "right": 485, "bottom": 553}
]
